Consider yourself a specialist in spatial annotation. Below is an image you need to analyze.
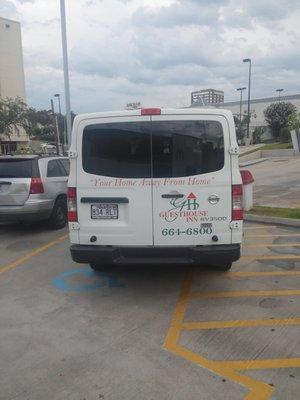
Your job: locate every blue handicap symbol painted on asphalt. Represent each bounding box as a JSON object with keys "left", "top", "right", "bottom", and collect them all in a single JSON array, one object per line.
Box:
[{"left": 52, "top": 267, "right": 125, "bottom": 292}]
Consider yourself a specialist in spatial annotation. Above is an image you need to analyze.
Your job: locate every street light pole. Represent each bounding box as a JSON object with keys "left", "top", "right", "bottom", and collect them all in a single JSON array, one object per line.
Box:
[
  {"left": 54, "top": 93, "right": 62, "bottom": 115},
  {"left": 243, "top": 58, "right": 252, "bottom": 139},
  {"left": 276, "top": 88, "right": 283, "bottom": 99},
  {"left": 59, "top": 0, "right": 72, "bottom": 147}
]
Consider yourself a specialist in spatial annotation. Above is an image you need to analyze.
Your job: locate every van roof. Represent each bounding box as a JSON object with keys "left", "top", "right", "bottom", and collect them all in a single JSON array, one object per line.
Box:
[{"left": 73, "top": 107, "right": 234, "bottom": 124}]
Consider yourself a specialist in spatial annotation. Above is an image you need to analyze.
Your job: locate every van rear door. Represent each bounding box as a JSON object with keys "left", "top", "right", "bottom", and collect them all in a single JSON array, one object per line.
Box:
[
  {"left": 151, "top": 114, "right": 232, "bottom": 246},
  {"left": 77, "top": 116, "right": 153, "bottom": 246}
]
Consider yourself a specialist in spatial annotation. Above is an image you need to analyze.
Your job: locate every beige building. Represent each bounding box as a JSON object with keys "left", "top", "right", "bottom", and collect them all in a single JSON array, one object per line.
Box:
[{"left": 0, "top": 17, "right": 29, "bottom": 154}]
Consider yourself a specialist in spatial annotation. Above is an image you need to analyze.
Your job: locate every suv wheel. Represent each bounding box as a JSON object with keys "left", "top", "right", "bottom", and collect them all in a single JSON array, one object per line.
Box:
[{"left": 48, "top": 198, "right": 67, "bottom": 229}]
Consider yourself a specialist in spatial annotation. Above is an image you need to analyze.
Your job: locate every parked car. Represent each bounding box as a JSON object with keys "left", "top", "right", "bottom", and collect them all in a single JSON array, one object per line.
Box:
[
  {"left": 68, "top": 107, "right": 243, "bottom": 271},
  {"left": 0, "top": 155, "right": 70, "bottom": 229}
]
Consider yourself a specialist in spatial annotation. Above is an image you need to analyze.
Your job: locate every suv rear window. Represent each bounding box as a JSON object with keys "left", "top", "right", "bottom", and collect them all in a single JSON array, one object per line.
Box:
[
  {"left": 0, "top": 159, "right": 34, "bottom": 178},
  {"left": 82, "top": 120, "right": 224, "bottom": 178}
]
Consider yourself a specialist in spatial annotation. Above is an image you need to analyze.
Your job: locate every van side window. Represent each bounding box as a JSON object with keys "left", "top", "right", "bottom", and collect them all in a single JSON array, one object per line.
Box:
[
  {"left": 47, "top": 160, "right": 66, "bottom": 177},
  {"left": 82, "top": 123, "right": 151, "bottom": 178}
]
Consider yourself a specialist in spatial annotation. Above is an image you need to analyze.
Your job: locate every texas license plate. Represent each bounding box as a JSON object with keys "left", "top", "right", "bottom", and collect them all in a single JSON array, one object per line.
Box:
[{"left": 91, "top": 204, "right": 118, "bottom": 219}]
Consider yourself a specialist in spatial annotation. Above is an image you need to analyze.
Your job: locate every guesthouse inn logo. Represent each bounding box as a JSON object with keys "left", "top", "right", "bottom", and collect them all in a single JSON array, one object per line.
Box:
[{"left": 159, "top": 192, "right": 208, "bottom": 223}]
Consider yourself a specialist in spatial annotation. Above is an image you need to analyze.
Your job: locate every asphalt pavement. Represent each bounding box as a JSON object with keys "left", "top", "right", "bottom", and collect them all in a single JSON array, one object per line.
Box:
[{"left": 1, "top": 222, "right": 300, "bottom": 400}]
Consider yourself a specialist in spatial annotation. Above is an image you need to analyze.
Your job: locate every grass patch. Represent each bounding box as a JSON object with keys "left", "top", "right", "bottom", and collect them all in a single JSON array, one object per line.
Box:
[
  {"left": 259, "top": 142, "right": 293, "bottom": 150},
  {"left": 240, "top": 142, "right": 293, "bottom": 157},
  {"left": 249, "top": 205, "right": 300, "bottom": 219}
]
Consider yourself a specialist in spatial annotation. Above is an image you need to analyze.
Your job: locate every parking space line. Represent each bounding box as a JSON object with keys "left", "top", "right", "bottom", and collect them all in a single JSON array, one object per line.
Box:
[
  {"left": 228, "top": 270, "right": 300, "bottom": 277},
  {"left": 190, "top": 289, "right": 300, "bottom": 299},
  {"left": 243, "top": 243, "right": 300, "bottom": 248},
  {"left": 245, "top": 234, "right": 300, "bottom": 238},
  {"left": 244, "top": 225, "right": 277, "bottom": 230},
  {"left": 181, "top": 317, "right": 300, "bottom": 330},
  {"left": 0, "top": 234, "right": 68, "bottom": 276},
  {"left": 241, "top": 254, "right": 300, "bottom": 260}
]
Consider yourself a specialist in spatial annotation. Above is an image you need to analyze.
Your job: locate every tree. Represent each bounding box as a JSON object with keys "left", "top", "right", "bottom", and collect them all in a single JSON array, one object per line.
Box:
[
  {"left": 264, "top": 102, "right": 297, "bottom": 140},
  {"left": 252, "top": 126, "right": 265, "bottom": 144},
  {"left": 0, "top": 97, "right": 29, "bottom": 145},
  {"left": 234, "top": 114, "right": 249, "bottom": 143},
  {"left": 26, "top": 108, "right": 56, "bottom": 141}
]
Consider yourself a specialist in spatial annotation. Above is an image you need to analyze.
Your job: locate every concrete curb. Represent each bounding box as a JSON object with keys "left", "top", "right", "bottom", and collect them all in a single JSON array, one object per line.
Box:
[{"left": 245, "top": 213, "right": 300, "bottom": 228}]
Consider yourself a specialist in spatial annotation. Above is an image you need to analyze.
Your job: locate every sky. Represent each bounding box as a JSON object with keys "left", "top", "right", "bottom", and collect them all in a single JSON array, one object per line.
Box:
[{"left": 1, "top": 0, "right": 300, "bottom": 113}]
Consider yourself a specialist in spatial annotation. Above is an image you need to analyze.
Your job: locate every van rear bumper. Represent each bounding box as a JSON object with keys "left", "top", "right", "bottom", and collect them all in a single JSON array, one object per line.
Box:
[{"left": 70, "top": 244, "right": 240, "bottom": 266}]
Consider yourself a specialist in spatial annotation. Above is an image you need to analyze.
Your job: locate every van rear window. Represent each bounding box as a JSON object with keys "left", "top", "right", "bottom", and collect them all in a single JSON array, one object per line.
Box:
[
  {"left": 82, "top": 120, "right": 224, "bottom": 178},
  {"left": 0, "top": 159, "right": 33, "bottom": 178},
  {"left": 82, "top": 122, "right": 151, "bottom": 178}
]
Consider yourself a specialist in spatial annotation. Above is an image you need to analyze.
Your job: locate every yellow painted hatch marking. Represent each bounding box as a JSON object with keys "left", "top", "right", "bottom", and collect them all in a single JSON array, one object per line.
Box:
[
  {"left": 0, "top": 234, "right": 68, "bottom": 276},
  {"left": 181, "top": 317, "right": 300, "bottom": 330},
  {"left": 164, "top": 269, "right": 300, "bottom": 399}
]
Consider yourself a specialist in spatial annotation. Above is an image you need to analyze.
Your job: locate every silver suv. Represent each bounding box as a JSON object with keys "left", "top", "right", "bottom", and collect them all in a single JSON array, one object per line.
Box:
[{"left": 0, "top": 155, "right": 70, "bottom": 229}]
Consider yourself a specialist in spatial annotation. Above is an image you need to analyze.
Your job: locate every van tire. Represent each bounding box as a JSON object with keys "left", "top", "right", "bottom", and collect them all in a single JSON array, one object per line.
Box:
[
  {"left": 213, "top": 262, "right": 232, "bottom": 272},
  {"left": 48, "top": 198, "right": 67, "bottom": 229}
]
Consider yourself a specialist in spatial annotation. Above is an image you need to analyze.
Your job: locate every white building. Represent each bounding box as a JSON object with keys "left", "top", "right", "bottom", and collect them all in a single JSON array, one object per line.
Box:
[
  {"left": 0, "top": 17, "right": 29, "bottom": 154},
  {"left": 191, "top": 93, "right": 300, "bottom": 140}
]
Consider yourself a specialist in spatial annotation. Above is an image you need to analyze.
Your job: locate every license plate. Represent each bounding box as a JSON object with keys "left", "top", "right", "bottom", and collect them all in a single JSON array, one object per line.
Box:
[{"left": 91, "top": 204, "right": 118, "bottom": 219}]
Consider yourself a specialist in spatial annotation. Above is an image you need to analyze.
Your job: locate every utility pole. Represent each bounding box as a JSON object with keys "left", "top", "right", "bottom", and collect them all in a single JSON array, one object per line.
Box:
[
  {"left": 60, "top": 0, "right": 72, "bottom": 147},
  {"left": 51, "top": 99, "right": 61, "bottom": 155},
  {"left": 54, "top": 93, "right": 67, "bottom": 151},
  {"left": 243, "top": 58, "right": 252, "bottom": 140},
  {"left": 236, "top": 87, "right": 246, "bottom": 123}
]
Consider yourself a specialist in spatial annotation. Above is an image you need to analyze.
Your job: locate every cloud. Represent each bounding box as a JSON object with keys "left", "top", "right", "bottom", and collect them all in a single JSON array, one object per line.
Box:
[
  {"left": 2, "top": 0, "right": 300, "bottom": 112},
  {"left": 0, "top": 0, "right": 18, "bottom": 19}
]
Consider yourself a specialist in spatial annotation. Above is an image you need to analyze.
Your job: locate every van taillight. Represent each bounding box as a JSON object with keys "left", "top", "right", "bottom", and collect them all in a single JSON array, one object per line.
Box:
[
  {"left": 232, "top": 184, "right": 243, "bottom": 220},
  {"left": 30, "top": 177, "right": 44, "bottom": 194},
  {"left": 67, "top": 187, "right": 77, "bottom": 222},
  {"left": 141, "top": 108, "right": 161, "bottom": 115}
]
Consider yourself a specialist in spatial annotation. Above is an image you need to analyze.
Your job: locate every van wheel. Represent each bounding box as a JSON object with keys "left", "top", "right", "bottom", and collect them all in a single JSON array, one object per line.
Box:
[
  {"left": 48, "top": 198, "right": 67, "bottom": 229},
  {"left": 213, "top": 262, "right": 232, "bottom": 272}
]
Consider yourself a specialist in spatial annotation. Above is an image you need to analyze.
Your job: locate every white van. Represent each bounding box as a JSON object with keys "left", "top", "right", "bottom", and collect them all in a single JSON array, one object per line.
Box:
[{"left": 68, "top": 108, "right": 243, "bottom": 271}]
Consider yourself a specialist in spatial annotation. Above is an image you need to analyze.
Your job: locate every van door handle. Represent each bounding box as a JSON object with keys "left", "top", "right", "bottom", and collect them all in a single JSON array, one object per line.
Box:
[
  {"left": 0, "top": 182, "right": 12, "bottom": 185},
  {"left": 162, "top": 193, "right": 184, "bottom": 199}
]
